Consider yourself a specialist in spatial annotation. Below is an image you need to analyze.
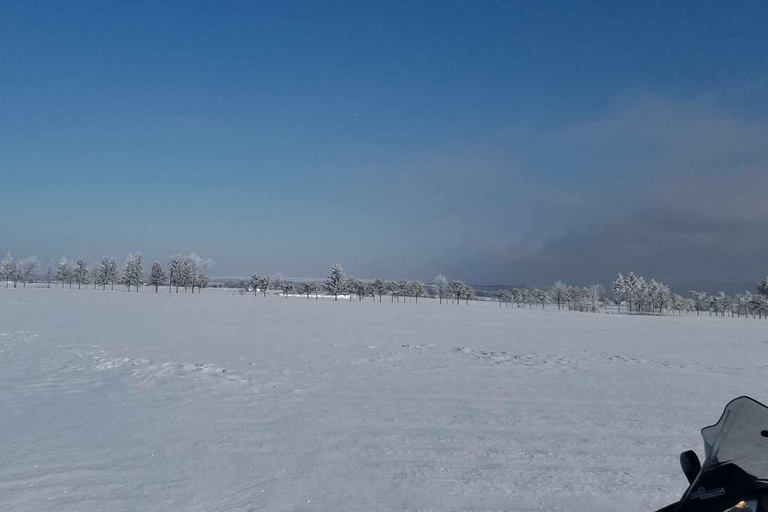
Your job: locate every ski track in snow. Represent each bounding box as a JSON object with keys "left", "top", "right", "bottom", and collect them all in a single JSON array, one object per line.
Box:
[{"left": 2, "top": 288, "right": 768, "bottom": 511}]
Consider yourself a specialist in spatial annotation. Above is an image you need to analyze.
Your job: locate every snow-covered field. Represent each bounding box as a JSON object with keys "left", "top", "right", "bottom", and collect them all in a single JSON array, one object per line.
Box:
[{"left": 2, "top": 287, "right": 768, "bottom": 511}]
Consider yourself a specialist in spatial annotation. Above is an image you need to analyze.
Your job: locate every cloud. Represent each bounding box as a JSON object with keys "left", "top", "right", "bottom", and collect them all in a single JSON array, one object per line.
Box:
[{"left": 440, "top": 87, "right": 768, "bottom": 288}]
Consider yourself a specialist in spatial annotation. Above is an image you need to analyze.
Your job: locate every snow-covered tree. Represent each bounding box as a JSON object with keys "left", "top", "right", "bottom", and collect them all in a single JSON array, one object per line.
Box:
[
  {"left": 396, "top": 279, "right": 408, "bottom": 303},
  {"left": 257, "top": 276, "right": 270, "bottom": 297},
  {"left": 736, "top": 292, "right": 752, "bottom": 318},
  {"left": 362, "top": 281, "right": 375, "bottom": 301},
  {"left": 386, "top": 280, "right": 398, "bottom": 302},
  {"left": 646, "top": 279, "right": 671, "bottom": 314},
  {"left": 17, "top": 256, "right": 38, "bottom": 288},
  {"left": 280, "top": 282, "right": 294, "bottom": 298},
  {"left": 73, "top": 256, "right": 88, "bottom": 289},
  {"left": 89, "top": 264, "right": 101, "bottom": 290},
  {"left": 323, "top": 263, "right": 345, "bottom": 301},
  {"left": 447, "top": 280, "right": 463, "bottom": 305},
  {"left": 57, "top": 257, "right": 71, "bottom": 289},
  {"left": 97, "top": 257, "right": 109, "bottom": 290},
  {"left": 460, "top": 283, "right": 475, "bottom": 305},
  {"left": 303, "top": 281, "right": 320, "bottom": 299},
  {"left": 410, "top": 281, "right": 426, "bottom": 303},
  {"left": 123, "top": 253, "right": 143, "bottom": 292},
  {"left": 188, "top": 254, "right": 214, "bottom": 293},
  {"left": 96, "top": 256, "right": 119, "bottom": 290},
  {"left": 345, "top": 277, "right": 363, "bottom": 301},
  {"left": 585, "top": 284, "right": 603, "bottom": 312},
  {"left": 611, "top": 273, "right": 626, "bottom": 309},
  {"left": 269, "top": 273, "right": 284, "bottom": 292},
  {"left": 623, "top": 272, "right": 641, "bottom": 312},
  {"left": 511, "top": 288, "right": 523, "bottom": 307},
  {"left": 133, "top": 253, "right": 144, "bottom": 291},
  {"left": 123, "top": 254, "right": 135, "bottom": 291},
  {"left": 169, "top": 255, "right": 185, "bottom": 293},
  {"left": 250, "top": 272, "right": 261, "bottom": 297},
  {"left": 180, "top": 257, "right": 193, "bottom": 292},
  {"left": 689, "top": 290, "right": 708, "bottom": 315},
  {"left": 757, "top": 276, "right": 768, "bottom": 298},
  {"left": 1, "top": 252, "right": 16, "bottom": 288},
  {"left": 352, "top": 279, "right": 373, "bottom": 302},
  {"left": 298, "top": 281, "right": 314, "bottom": 299},
  {"left": 372, "top": 278, "right": 388, "bottom": 302},
  {"left": 521, "top": 288, "right": 534, "bottom": 308},
  {"left": 167, "top": 255, "right": 191, "bottom": 292},
  {"left": 535, "top": 288, "right": 550, "bottom": 309},
  {"left": 106, "top": 257, "right": 119, "bottom": 290},
  {"left": 148, "top": 261, "right": 167, "bottom": 292},
  {"left": 551, "top": 281, "right": 568, "bottom": 310},
  {"left": 45, "top": 262, "right": 53, "bottom": 288},
  {"left": 434, "top": 274, "right": 449, "bottom": 304},
  {"left": 712, "top": 291, "right": 729, "bottom": 317}
]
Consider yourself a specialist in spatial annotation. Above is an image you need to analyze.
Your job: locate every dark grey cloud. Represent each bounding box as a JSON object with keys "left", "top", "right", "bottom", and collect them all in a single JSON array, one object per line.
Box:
[{"left": 433, "top": 87, "right": 768, "bottom": 290}]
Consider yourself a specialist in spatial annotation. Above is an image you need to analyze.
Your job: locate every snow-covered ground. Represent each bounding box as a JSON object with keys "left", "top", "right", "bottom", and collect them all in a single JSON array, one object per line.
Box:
[{"left": 2, "top": 287, "right": 768, "bottom": 511}]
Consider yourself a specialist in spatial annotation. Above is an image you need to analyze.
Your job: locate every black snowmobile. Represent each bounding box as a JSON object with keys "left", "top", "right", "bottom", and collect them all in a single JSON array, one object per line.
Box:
[{"left": 657, "top": 396, "right": 768, "bottom": 512}]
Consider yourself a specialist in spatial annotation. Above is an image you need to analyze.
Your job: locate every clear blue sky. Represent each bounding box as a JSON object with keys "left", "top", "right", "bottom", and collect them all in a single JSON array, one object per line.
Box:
[{"left": 1, "top": 1, "right": 767, "bottom": 288}]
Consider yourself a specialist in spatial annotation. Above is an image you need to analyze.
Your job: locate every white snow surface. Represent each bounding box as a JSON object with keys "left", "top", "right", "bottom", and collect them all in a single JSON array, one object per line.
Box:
[{"left": 2, "top": 287, "right": 768, "bottom": 511}]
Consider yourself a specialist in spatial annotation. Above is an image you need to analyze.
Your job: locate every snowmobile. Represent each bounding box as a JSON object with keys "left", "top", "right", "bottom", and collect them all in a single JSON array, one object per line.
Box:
[{"left": 656, "top": 396, "right": 768, "bottom": 512}]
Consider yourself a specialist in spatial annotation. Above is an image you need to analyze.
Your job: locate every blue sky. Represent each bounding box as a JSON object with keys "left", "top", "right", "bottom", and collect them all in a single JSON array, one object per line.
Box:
[{"left": 1, "top": 1, "right": 767, "bottom": 288}]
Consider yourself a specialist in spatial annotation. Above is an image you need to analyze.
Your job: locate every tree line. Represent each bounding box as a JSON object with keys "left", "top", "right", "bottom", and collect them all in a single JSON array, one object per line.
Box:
[
  {"left": 4, "top": 250, "right": 768, "bottom": 318},
  {"left": 0, "top": 252, "right": 213, "bottom": 293},
  {"left": 487, "top": 271, "right": 768, "bottom": 319},
  {"left": 247, "top": 265, "right": 476, "bottom": 304}
]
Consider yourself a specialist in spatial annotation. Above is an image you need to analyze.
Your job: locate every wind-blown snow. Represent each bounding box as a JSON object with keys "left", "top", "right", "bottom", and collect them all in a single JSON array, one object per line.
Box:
[{"left": 1, "top": 288, "right": 767, "bottom": 511}]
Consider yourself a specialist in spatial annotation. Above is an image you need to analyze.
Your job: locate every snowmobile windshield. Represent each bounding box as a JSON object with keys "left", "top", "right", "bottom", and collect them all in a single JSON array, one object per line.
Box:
[
  {"left": 700, "top": 397, "right": 768, "bottom": 478},
  {"left": 678, "top": 396, "right": 768, "bottom": 511}
]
